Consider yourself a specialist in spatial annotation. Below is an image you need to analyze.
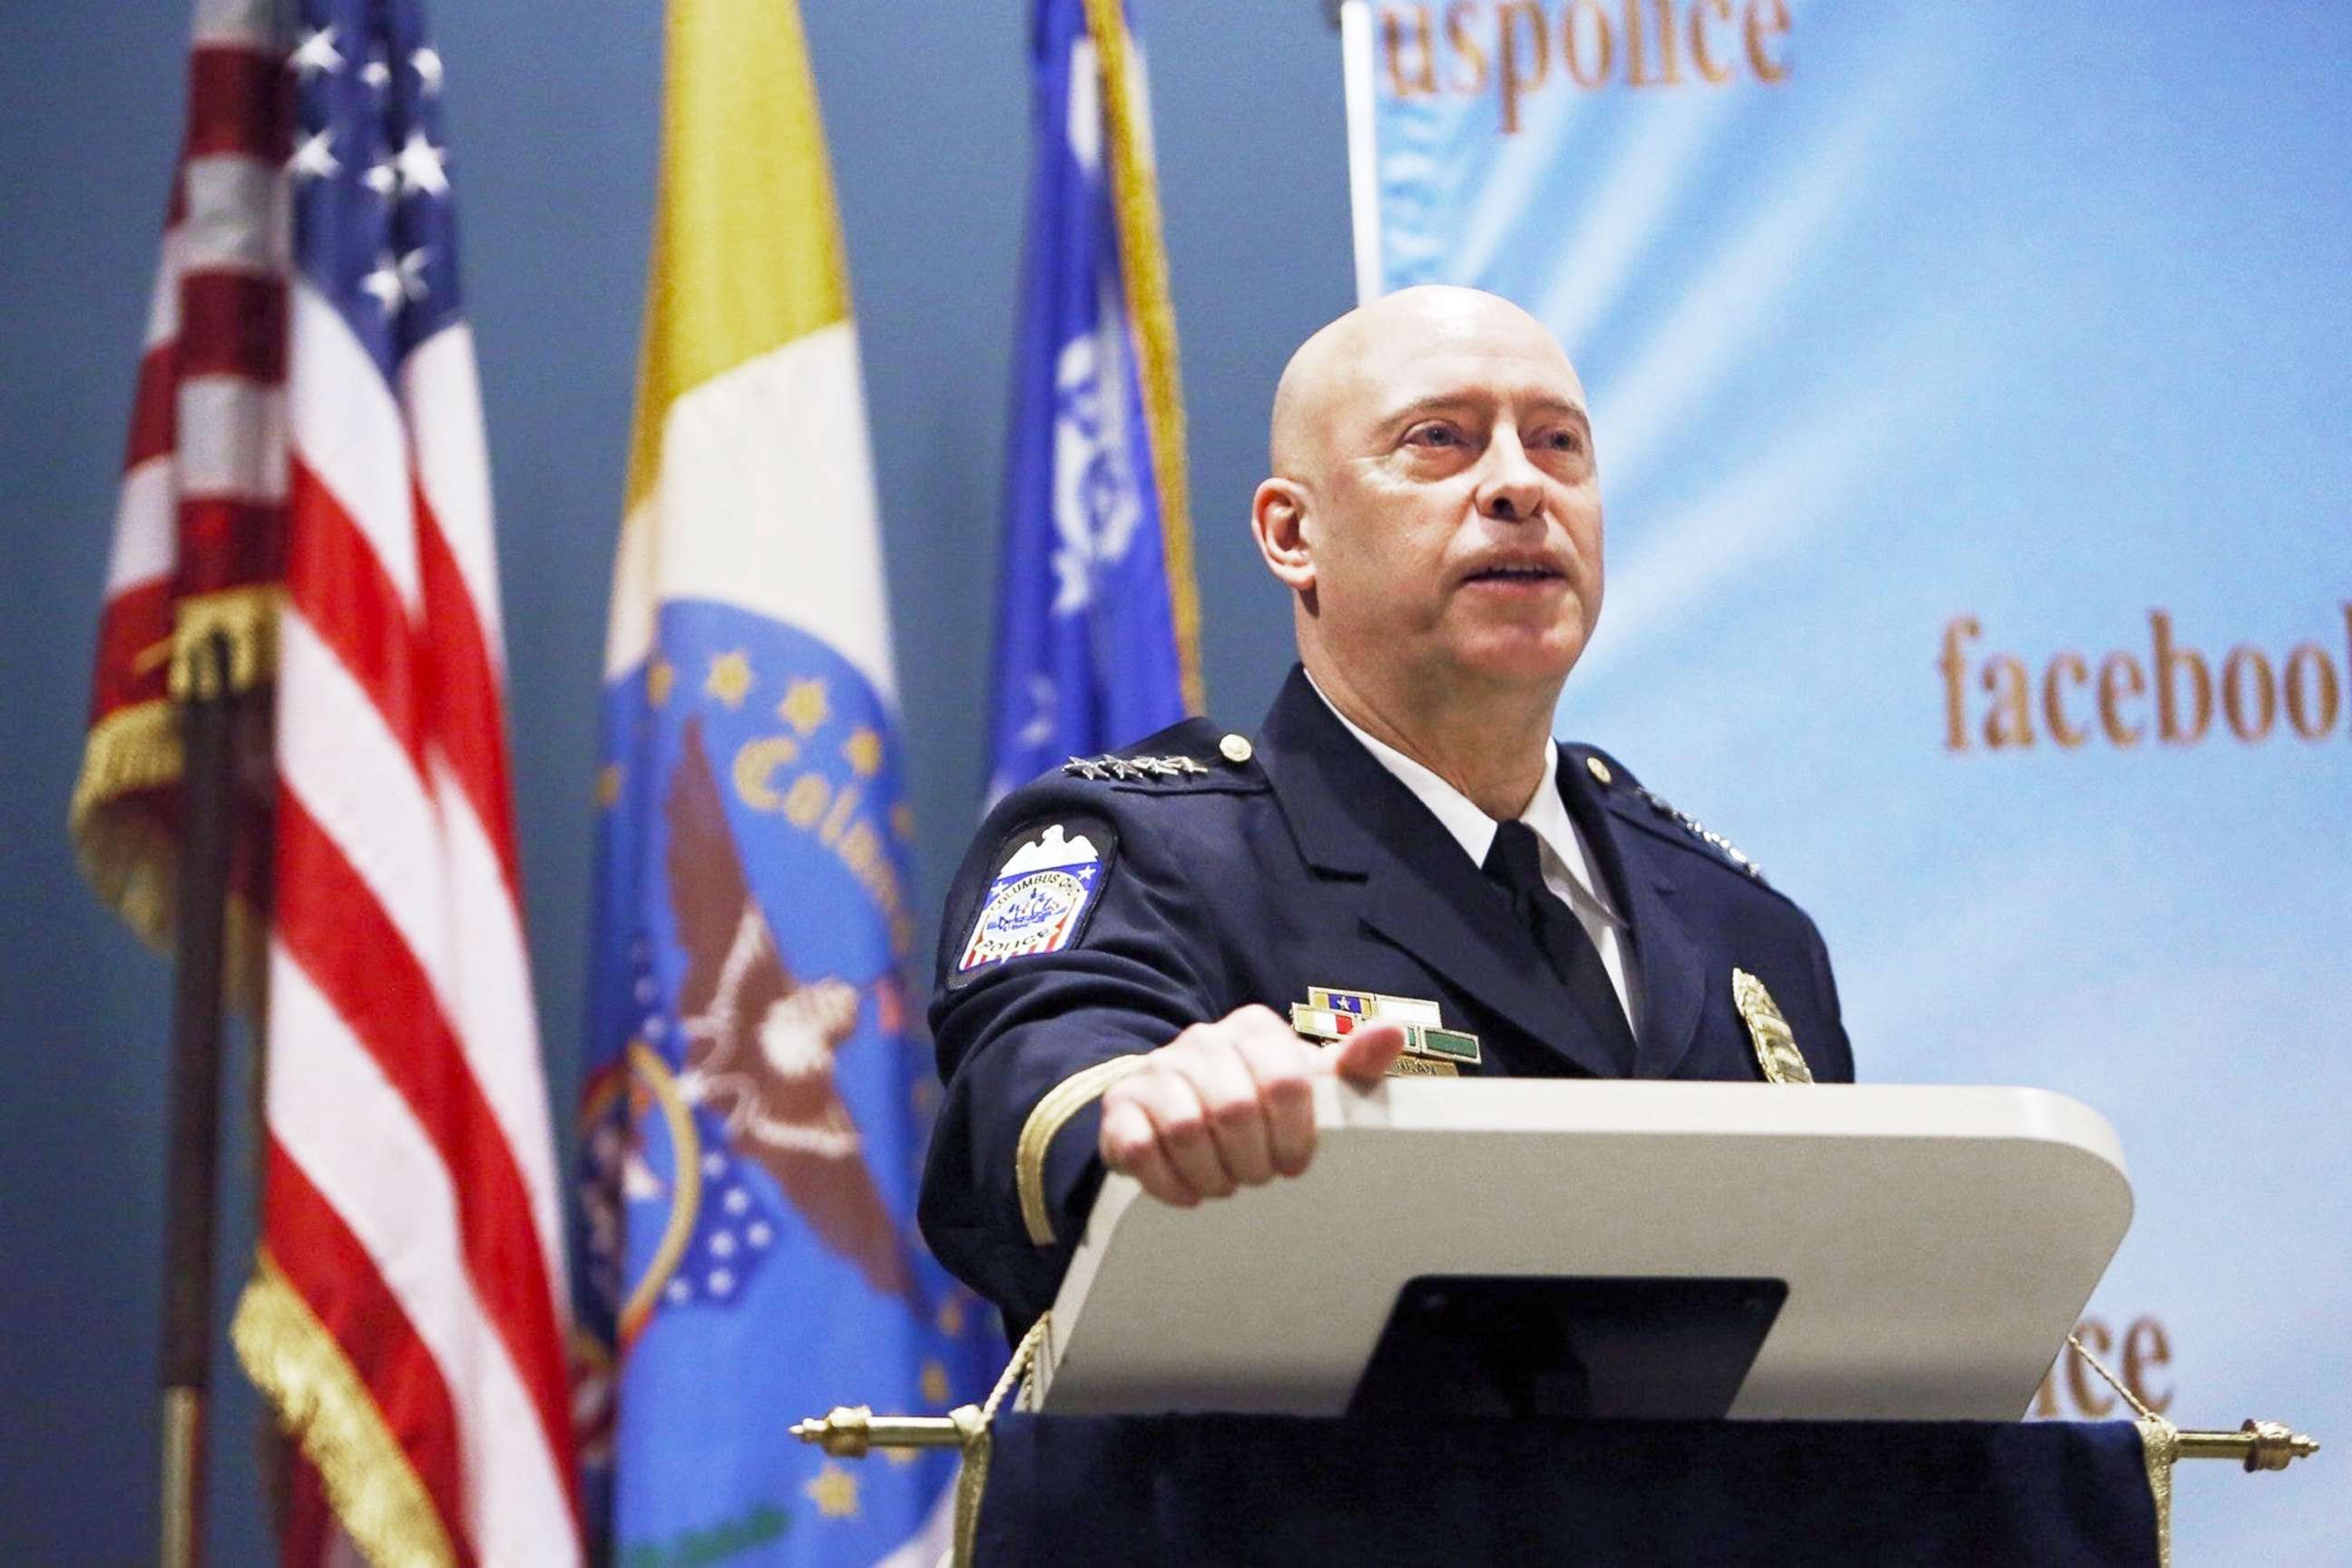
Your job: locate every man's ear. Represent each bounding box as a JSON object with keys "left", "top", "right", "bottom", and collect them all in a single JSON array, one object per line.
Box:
[{"left": 1250, "top": 478, "right": 1315, "bottom": 593}]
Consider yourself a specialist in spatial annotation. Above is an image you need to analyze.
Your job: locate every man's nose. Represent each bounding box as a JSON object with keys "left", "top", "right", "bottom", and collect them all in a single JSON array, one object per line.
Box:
[{"left": 1474, "top": 427, "right": 1546, "bottom": 523}]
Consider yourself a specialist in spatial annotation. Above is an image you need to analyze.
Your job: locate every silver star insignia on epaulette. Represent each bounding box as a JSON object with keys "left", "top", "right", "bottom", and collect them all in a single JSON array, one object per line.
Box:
[
  {"left": 1064, "top": 755, "right": 1145, "bottom": 780},
  {"left": 1062, "top": 752, "right": 1210, "bottom": 783},
  {"left": 1637, "top": 787, "right": 1768, "bottom": 883}
]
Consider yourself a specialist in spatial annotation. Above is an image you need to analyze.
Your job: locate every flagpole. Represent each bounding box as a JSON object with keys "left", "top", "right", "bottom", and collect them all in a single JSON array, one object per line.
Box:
[
  {"left": 1337, "top": 0, "right": 1383, "bottom": 305},
  {"left": 157, "top": 632, "right": 240, "bottom": 1568}
]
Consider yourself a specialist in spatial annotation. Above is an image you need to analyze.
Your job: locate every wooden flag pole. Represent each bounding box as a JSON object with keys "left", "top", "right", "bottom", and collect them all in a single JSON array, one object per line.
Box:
[{"left": 157, "top": 632, "right": 240, "bottom": 1568}]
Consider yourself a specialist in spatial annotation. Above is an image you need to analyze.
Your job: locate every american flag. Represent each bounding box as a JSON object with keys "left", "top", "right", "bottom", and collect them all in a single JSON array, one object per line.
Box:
[{"left": 71, "top": 0, "right": 580, "bottom": 1562}]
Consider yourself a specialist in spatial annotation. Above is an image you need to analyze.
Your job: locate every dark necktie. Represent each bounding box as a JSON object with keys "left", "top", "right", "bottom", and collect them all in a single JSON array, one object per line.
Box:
[{"left": 1482, "top": 818, "right": 1638, "bottom": 1075}]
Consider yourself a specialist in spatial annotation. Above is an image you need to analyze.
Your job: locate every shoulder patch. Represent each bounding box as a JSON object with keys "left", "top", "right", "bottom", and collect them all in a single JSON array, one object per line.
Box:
[
  {"left": 955, "top": 817, "right": 1117, "bottom": 978},
  {"left": 1635, "top": 785, "right": 1769, "bottom": 884}
]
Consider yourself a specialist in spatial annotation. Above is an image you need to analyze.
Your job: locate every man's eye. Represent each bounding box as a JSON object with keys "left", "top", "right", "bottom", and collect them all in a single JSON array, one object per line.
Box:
[
  {"left": 1408, "top": 425, "right": 1460, "bottom": 447},
  {"left": 1539, "top": 429, "right": 1583, "bottom": 452}
]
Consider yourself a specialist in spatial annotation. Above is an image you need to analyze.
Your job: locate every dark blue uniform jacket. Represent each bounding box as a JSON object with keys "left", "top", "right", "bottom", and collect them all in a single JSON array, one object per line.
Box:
[{"left": 919, "top": 667, "right": 1854, "bottom": 1337}]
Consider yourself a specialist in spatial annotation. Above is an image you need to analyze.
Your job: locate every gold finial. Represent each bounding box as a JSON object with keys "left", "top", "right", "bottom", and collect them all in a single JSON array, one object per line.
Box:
[
  {"left": 790, "top": 1404, "right": 982, "bottom": 1458},
  {"left": 2174, "top": 1420, "right": 2322, "bottom": 1471}
]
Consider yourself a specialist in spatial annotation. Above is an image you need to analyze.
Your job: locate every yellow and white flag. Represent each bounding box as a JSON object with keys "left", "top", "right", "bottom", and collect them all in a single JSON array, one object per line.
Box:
[
  {"left": 575, "top": 3, "right": 988, "bottom": 1561},
  {"left": 606, "top": 2, "right": 892, "bottom": 696}
]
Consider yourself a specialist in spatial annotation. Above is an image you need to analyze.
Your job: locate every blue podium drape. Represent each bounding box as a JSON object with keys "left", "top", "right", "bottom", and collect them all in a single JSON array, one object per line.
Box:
[{"left": 974, "top": 1413, "right": 2161, "bottom": 1564}]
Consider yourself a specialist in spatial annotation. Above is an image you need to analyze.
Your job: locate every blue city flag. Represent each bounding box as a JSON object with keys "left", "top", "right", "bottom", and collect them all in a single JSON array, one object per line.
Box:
[
  {"left": 573, "top": 2, "right": 990, "bottom": 1562},
  {"left": 988, "top": 0, "right": 1202, "bottom": 800}
]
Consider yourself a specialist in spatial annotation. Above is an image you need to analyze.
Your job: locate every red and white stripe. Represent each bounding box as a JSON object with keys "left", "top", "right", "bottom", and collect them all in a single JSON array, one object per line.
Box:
[
  {"left": 264, "top": 140, "right": 581, "bottom": 1568},
  {"left": 93, "top": 1, "right": 290, "bottom": 729},
  {"left": 85, "top": 2, "right": 581, "bottom": 1561}
]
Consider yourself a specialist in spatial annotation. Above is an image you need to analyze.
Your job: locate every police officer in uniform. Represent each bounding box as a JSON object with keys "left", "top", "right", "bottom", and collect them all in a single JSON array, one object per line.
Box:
[{"left": 920, "top": 286, "right": 1852, "bottom": 1337}]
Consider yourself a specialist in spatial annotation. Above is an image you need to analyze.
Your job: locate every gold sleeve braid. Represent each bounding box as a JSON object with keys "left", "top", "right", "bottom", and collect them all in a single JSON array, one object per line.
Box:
[{"left": 1016, "top": 1054, "right": 1152, "bottom": 1245}]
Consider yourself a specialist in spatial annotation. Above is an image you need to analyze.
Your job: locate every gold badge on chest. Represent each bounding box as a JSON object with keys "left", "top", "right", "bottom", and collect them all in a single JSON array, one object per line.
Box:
[{"left": 1731, "top": 968, "right": 1812, "bottom": 1084}]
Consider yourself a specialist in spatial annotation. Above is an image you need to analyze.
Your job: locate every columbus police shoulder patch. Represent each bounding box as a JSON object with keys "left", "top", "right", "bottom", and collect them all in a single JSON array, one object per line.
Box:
[{"left": 956, "top": 819, "right": 1112, "bottom": 975}]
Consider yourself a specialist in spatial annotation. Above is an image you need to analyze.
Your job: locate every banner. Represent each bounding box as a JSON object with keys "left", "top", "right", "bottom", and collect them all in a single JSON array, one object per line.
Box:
[
  {"left": 1349, "top": 3, "right": 2349, "bottom": 1555},
  {"left": 987, "top": 0, "right": 1200, "bottom": 801},
  {"left": 576, "top": 1, "right": 989, "bottom": 1562}
]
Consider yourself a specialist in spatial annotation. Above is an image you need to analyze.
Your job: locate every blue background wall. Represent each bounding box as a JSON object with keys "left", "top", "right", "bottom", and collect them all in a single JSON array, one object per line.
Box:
[{"left": 0, "top": 2, "right": 1347, "bottom": 1557}]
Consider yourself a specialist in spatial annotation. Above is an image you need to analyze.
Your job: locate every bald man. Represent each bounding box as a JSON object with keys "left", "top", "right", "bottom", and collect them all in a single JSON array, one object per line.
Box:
[{"left": 920, "top": 288, "right": 1852, "bottom": 1336}]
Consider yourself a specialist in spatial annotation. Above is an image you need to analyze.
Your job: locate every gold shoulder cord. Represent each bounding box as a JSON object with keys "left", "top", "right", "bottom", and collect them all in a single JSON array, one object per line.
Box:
[{"left": 1015, "top": 1055, "right": 1152, "bottom": 1245}]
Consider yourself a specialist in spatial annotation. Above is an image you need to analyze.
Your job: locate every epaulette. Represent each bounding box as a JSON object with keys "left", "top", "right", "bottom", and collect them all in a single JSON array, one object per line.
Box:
[
  {"left": 1060, "top": 753, "right": 1207, "bottom": 782},
  {"left": 1570, "top": 744, "right": 1769, "bottom": 885},
  {"left": 1633, "top": 784, "right": 1769, "bottom": 885},
  {"left": 1060, "top": 729, "right": 1258, "bottom": 786}
]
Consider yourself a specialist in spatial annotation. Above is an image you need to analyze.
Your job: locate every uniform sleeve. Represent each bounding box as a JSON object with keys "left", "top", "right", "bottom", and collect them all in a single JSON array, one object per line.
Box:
[
  {"left": 1801, "top": 907, "right": 1857, "bottom": 1083},
  {"left": 916, "top": 779, "right": 1226, "bottom": 1335}
]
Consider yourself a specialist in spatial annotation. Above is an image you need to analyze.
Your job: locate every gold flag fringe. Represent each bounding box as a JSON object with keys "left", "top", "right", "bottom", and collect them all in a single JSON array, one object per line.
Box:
[
  {"left": 67, "top": 585, "right": 280, "bottom": 1004},
  {"left": 1081, "top": 0, "right": 1207, "bottom": 717},
  {"left": 66, "top": 700, "right": 269, "bottom": 1010},
  {"left": 69, "top": 701, "right": 188, "bottom": 954},
  {"left": 168, "top": 584, "right": 280, "bottom": 701},
  {"left": 232, "top": 1251, "right": 458, "bottom": 1568}
]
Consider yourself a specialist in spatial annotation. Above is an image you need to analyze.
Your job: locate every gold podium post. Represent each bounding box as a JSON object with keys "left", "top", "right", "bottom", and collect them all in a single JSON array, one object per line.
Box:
[
  {"left": 791, "top": 1318, "right": 1049, "bottom": 1568},
  {"left": 2173, "top": 1420, "right": 2321, "bottom": 1471},
  {"left": 789, "top": 1405, "right": 985, "bottom": 1459}
]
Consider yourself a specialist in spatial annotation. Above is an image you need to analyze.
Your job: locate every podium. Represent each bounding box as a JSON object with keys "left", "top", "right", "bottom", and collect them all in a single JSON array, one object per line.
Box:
[
  {"left": 794, "top": 1081, "right": 2318, "bottom": 1564},
  {"left": 1031, "top": 1079, "right": 2134, "bottom": 1422}
]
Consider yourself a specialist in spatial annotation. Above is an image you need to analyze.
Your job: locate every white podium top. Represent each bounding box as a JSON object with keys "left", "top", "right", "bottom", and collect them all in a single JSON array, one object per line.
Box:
[{"left": 1028, "top": 1080, "right": 2132, "bottom": 1421}]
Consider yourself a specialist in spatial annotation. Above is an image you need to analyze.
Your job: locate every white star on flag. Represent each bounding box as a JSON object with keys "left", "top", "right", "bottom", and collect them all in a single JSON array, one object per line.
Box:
[
  {"left": 360, "top": 53, "right": 390, "bottom": 90},
  {"left": 289, "top": 25, "right": 342, "bottom": 79},
  {"left": 397, "top": 249, "right": 433, "bottom": 301},
  {"left": 395, "top": 130, "right": 448, "bottom": 198},
  {"left": 411, "top": 45, "right": 445, "bottom": 94},
  {"left": 289, "top": 129, "right": 339, "bottom": 181},
  {"left": 1015, "top": 674, "right": 1057, "bottom": 748},
  {"left": 359, "top": 255, "right": 404, "bottom": 314},
  {"left": 361, "top": 159, "right": 397, "bottom": 199}
]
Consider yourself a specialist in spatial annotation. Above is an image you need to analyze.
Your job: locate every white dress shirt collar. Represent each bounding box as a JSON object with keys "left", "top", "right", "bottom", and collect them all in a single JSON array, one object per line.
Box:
[{"left": 1302, "top": 673, "right": 1624, "bottom": 927}]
